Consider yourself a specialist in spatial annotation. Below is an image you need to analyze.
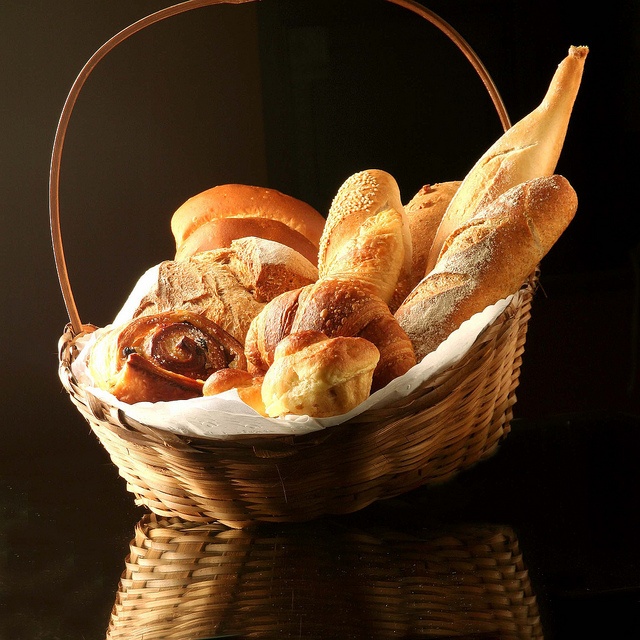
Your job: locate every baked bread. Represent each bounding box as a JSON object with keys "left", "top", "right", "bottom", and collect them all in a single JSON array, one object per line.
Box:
[
  {"left": 203, "top": 368, "right": 266, "bottom": 416},
  {"left": 128, "top": 237, "right": 319, "bottom": 345},
  {"left": 87, "top": 310, "right": 246, "bottom": 404},
  {"left": 426, "top": 46, "right": 588, "bottom": 272},
  {"left": 171, "top": 183, "right": 326, "bottom": 260},
  {"left": 261, "top": 331, "right": 380, "bottom": 418},
  {"left": 317, "top": 169, "right": 412, "bottom": 310},
  {"left": 245, "top": 276, "right": 416, "bottom": 391},
  {"left": 175, "top": 216, "right": 319, "bottom": 264},
  {"left": 395, "top": 175, "right": 578, "bottom": 361},
  {"left": 403, "top": 180, "right": 461, "bottom": 288}
]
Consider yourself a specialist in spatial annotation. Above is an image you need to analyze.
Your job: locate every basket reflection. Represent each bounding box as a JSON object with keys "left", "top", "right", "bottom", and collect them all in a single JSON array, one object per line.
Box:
[{"left": 107, "top": 515, "right": 543, "bottom": 639}]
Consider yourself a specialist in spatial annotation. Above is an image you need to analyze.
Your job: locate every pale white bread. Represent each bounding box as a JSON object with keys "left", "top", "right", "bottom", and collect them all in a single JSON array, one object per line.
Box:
[
  {"left": 128, "top": 237, "right": 318, "bottom": 345},
  {"left": 171, "top": 183, "right": 326, "bottom": 253},
  {"left": 174, "top": 216, "right": 320, "bottom": 265},
  {"left": 395, "top": 175, "right": 578, "bottom": 361},
  {"left": 261, "top": 330, "right": 380, "bottom": 418},
  {"left": 317, "top": 169, "right": 412, "bottom": 309},
  {"left": 426, "top": 45, "right": 588, "bottom": 272}
]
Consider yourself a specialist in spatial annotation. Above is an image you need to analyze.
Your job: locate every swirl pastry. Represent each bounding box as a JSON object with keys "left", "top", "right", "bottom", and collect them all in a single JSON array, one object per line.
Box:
[{"left": 87, "top": 310, "right": 246, "bottom": 404}]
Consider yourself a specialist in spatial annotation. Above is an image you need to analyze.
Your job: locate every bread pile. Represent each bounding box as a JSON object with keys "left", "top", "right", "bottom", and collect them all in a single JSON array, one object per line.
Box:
[{"left": 87, "top": 46, "right": 587, "bottom": 419}]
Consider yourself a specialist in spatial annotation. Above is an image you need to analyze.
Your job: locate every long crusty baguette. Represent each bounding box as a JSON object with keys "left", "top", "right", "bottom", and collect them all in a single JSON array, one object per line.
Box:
[
  {"left": 395, "top": 175, "right": 578, "bottom": 361},
  {"left": 404, "top": 180, "right": 462, "bottom": 288},
  {"left": 318, "top": 169, "right": 412, "bottom": 309},
  {"left": 425, "top": 45, "right": 588, "bottom": 272}
]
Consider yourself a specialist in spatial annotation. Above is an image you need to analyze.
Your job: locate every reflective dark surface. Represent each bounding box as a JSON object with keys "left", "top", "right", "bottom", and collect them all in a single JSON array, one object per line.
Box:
[{"left": 2, "top": 1, "right": 639, "bottom": 638}]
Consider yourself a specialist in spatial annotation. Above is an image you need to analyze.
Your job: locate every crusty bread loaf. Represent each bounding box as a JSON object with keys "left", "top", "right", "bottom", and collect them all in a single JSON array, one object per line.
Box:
[
  {"left": 261, "top": 330, "right": 380, "bottom": 418},
  {"left": 175, "top": 216, "right": 320, "bottom": 264},
  {"left": 317, "top": 169, "right": 412, "bottom": 309},
  {"left": 395, "top": 175, "right": 578, "bottom": 361},
  {"left": 403, "top": 180, "right": 461, "bottom": 288},
  {"left": 171, "top": 183, "right": 326, "bottom": 256},
  {"left": 426, "top": 46, "right": 588, "bottom": 272},
  {"left": 129, "top": 237, "right": 319, "bottom": 345},
  {"left": 245, "top": 276, "right": 416, "bottom": 391},
  {"left": 88, "top": 310, "right": 246, "bottom": 404}
]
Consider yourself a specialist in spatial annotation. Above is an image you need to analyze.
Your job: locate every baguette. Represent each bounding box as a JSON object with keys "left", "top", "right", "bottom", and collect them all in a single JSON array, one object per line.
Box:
[
  {"left": 395, "top": 175, "right": 578, "bottom": 361},
  {"left": 426, "top": 46, "right": 588, "bottom": 272},
  {"left": 318, "top": 169, "right": 412, "bottom": 309}
]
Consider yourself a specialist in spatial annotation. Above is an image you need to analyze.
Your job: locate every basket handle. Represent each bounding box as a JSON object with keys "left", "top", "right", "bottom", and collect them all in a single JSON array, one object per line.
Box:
[{"left": 49, "top": 0, "right": 510, "bottom": 336}]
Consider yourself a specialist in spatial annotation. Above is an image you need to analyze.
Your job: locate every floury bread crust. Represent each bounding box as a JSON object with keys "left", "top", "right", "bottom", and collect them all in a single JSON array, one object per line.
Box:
[
  {"left": 129, "top": 237, "right": 319, "bottom": 345},
  {"left": 395, "top": 175, "right": 578, "bottom": 361},
  {"left": 426, "top": 46, "right": 588, "bottom": 272}
]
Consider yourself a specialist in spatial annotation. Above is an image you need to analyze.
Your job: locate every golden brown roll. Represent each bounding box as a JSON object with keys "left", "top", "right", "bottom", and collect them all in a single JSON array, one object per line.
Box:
[
  {"left": 174, "top": 216, "right": 320, "bottom": 264},
  {"left": 317, "top": 169, "right": 412, "bottom": 310},
  {"left": 171, "top": 183, "right": 326, "bottom": 258},
  {"left": 261, "top": 330, "right": 380, "bottom": 418},
  {"left": 426, "top": 46, "right": 588, "bottom": 272},
  {"left": 87, "top": 310, "right": 246, "bottom": 404},
  {"left": 395, "top": 175, "right": 578, "bottom": 361},
  {"left": 202, "top": 368, "right": 266, "bottom": 416},
  {"left": 245, "top": 276, "right": 416, "bottom": 392},
  {"left": 128, "top": 237, "right": 319, "bottom": 345},
  {"left": 404, "top": 181, "right": 461, "bottom": 287}
]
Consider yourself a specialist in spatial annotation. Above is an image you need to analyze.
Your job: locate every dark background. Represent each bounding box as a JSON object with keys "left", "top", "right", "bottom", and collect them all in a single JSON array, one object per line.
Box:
[{"left": 1, "top": 1, "right": 639, "bottom": 637}]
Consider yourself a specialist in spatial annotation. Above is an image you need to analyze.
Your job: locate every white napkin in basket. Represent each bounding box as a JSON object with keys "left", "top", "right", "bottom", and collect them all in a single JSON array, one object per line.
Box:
[{"left": 72, "top": 263, "right": 513, "bottom": 439}]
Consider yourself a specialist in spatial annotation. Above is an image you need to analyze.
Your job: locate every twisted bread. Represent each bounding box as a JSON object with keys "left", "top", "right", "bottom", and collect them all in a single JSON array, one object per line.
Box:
[
  {"left": 245, "top": 276, "right": 416, "bottom": 392},
  {"left": 395, "top": 175, "right": 578, "bottom": 361},
  {"left": 88, "top": 310, "right": 246, "bottom": 404},
  {"left": 318, "top": 169, "right": 412, "bottom": 310},
  {"left": 426, "top": 46, "right": 588, "bottom": 272}
]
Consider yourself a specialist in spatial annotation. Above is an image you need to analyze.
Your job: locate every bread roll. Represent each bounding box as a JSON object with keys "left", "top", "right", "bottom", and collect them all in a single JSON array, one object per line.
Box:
[
  {"left": 203, "top": 368, "right": 266, "bottom": 416},
  {"left": 128, "top": 237, "right": 318, "bottom": 345},
  {"left": 317, "top": 169, "right": 412, "bottom": 309},
  {"left": 395, "top": 175, "right": 578, "bottom": 361},
  {"left": 426, "top": 46, "right": 588, "bottom": 272},
  {"left": 245, "top": 276, "right": 416, "bottom": 391},
  {"left": 171, "top": 183, "right": 326, "bottom": 257},
  {"left": 261, "top": 331, "right": 380, "bottom": 418},
  {"left": 175, "top": 216, "right": 319, "bottom": 264},
  {"left": 87, "top": 310, "right": 246, "bottom": 404}
]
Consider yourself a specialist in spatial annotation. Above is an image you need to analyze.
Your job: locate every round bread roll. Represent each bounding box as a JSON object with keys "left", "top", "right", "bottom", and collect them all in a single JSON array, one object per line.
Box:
[
  {"left": 175, "top": 216, "right": 319, "bottom": 265},
  {"left": 171, "top": 183, "right": 326, "bottom": 257},
  {"left": 261, "top": 330, "right": 380, "bottom": 418}
]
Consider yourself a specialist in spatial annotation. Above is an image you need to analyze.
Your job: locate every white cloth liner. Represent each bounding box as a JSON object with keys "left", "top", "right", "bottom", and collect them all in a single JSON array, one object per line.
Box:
[{"left": 72, "top": 263, "right": 513, "bottom": 439}]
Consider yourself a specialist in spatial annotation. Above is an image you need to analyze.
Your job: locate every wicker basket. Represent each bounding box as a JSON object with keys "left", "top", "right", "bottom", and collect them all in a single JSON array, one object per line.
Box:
[
  {"left": 52, "top": 0, "right": 535, "bottom": 528},
  {"left": 107, "top": 514, "right": 544, "bottom": 639}
]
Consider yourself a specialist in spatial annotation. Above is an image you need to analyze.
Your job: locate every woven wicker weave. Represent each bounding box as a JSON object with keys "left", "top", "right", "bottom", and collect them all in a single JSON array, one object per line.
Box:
[
  {"left": 52, "top": 0, "right": 536, "bottom": 528},
  {"left": 107, "top": 514, "right": 543, "bottom": 639}
]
